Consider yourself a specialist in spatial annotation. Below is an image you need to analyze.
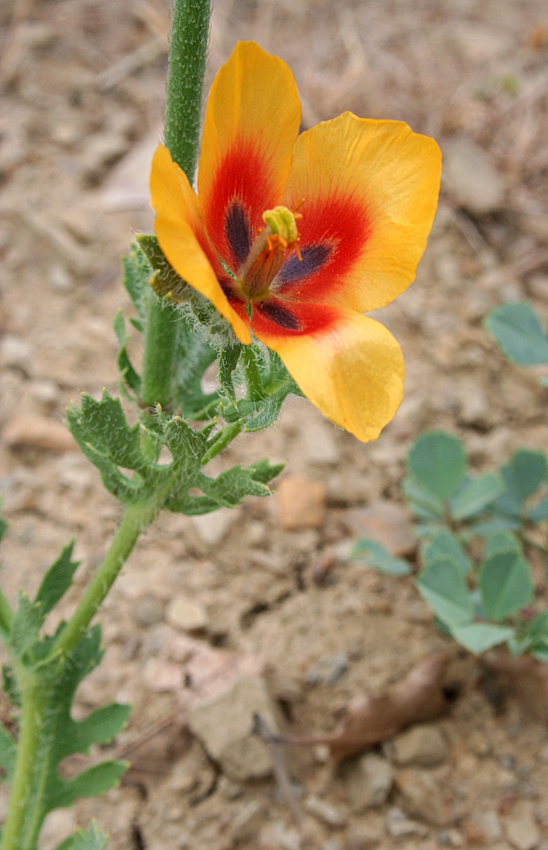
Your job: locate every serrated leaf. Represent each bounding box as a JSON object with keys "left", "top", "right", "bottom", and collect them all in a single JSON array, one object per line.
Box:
[
  {"left": 137, "top": 234, "right": 193, "bottom": 301},
  {"left": 423, "top": 531, "right": 472, "bottom": 576},
  {"left": 485, "top": 302, "right": 548, "bottom": 365},
  {"left": 113, "top": 311, "right": 141, "bottom": 398},
  {"left": 450, "top": 472, "right": 504, "bottom": 520},
  {"left": 49, "top": 761, "right": 128, "bottom": 809},
  {"left": 416, "top": 558, "right": 473, "bottom": 626},
  {"left": 0, "top": 724, "right": 16, "bottom": 780},
  {"left": 218, "top": 345, "right": 241, "bottom": 403},
  {"left": 352, "top": 538, "right": 411, "bottom": 576},
  {"left": 10, "top": 594, "right": 42, "bottom": 659},
  {"left": 479, "top": 550, "right": 533, "bottom": 620},
  {"left": 35, "top": 541, "right": 80, "bottom": 618},
  {"left": 402, "top": 477, "right": 445, "bottom": 520},
  {"left": 60, "top": 703, "right": 131, "bottom": 759},
  {"left": 451, "top": 622, "right": 515, "bottom": 654},
  {"left": 165, "top": 458, "right": 280, "bottom": 515},
  {"left": 122, "top": 243, "right": 149, "bottom": 318},
  {"left": 55, "top": 823, "right": 109, "bottom": 850},
  {"left": 408, "top": 432, "right": 466, "bottom": 502}
]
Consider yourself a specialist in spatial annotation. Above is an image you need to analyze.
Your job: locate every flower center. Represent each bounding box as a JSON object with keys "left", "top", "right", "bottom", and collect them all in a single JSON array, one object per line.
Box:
[{"left": 240, "top": 204, "right": 302, "bottom": 300}]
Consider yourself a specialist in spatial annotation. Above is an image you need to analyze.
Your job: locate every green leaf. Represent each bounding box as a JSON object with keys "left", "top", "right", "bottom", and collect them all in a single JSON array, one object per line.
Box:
[
  {"left": 479, "top": 550, "right": 533, "bottom": 620},
  {"left": 416, "top": 558, "right": 473, "bottom": 626},
  {"left": 122, "top": 242, "right": 150, "bottom": 318},
  {"left": 113, "top": 310, "right": 141, "bottom": 399},
  {"left": 49, "top": 761, "right": 128, "bottom": 809},
  {"left": 484, "top": 530, "right": 521, "bottom": 558},
  {"left": 10, "top": 594, "right": 42, "bottom": 659},
  {"left": 352, "top": 538, "right": 411, "bottom": 576},
  {"left": 218, "top": 345, "right": 242, "bottom": 403},
  {"left": 423, "top": 531, "right": 472, "bottom": 576},
  {"left": 60, "top": 703, "right": 131, "bottom": 759},
  {"left": 450, "top": 472, "right": 505, "bottom": 520},
  {"left": 451, "top": 622, "right": 515, "bottom": 654},
  {"left": 137, "top": 233, "right": 193, "bottom": 302},
  {"left": 35, "top": 541, "right": 80, "bottom": 619},
  {"left": 495, "top": 450, "right": 548, "bottom": 519},
  {"left": 402, "top": 477, "right": 445, "bottom": 520},
  {"left": 55, "top": 823, "right": 109, "bottom": 850},
  {"left": 528, "top": 497, "right": 548, "bottom": 522},
  {"left": 166, "top": 458, "right": 282, "bottom": 515},
  {"left": 470, "top": 516, "right": 521, "bottom": 536},
  {"left": 0, "top": 724, "right": 16, "bottom": 780},
  {"left": 485, "top": 302, "right": 548, "bottom": 365},
  {"left": 408, "top": 431, "right": 466, "bottom": 502},
  {"left": 0, "top": 509, "right": 7, "bottom": 545}
]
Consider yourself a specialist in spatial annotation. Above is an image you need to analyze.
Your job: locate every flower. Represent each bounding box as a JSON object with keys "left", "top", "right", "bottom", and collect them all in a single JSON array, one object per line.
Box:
[{"left": 150, "top": 41, "right": 441, "bottom": 442}]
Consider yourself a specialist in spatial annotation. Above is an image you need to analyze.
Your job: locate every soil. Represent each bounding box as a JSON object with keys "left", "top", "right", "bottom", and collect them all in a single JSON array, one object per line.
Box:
[{"left": 2, "top": 1, "right": 548, "bottom": 849}]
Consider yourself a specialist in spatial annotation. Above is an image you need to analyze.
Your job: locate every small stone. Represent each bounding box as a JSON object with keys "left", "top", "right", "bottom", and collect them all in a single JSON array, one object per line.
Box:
[
  {"left": 346, "top": 826, "right": 382, "bottom": 849},
  {"left": 505, "top": 808, "right": 541, "bottom": 850},
  {"left": 131, "top": 593, "right": 165, "bottom": 628},
  {"left": 396, "top": 769, "right": 448, "bottom": 826},
  {"left": 191, "top": 508, "right": 234, "bottom": 546},
  {"left": 39, "top": 808, "right": 77, "bottom": 850},
  {"left": 386, "top": 724, "right": 448, "bottom": 768},
  {"left": 456, "top": 380, "right": 490, "bottom": 429},
  {"left": 474, "top": 810, "right": 503, "bottom": 842},
  {"left": 217, "top": 775, "right": 243, "bottom": 800},
  {"left": 4, "top": 416, "right": 76, "bottom": 452},
  {"left": 303, "top": 795, "right": 348, "bottom": 828},
  {"left": 231, "top": 801, "right": 266, "bottom": 842},
  {"left": 443, "top": 136, "right": 505, "bottom": 214},
  {"left": 0, "top": 335, "right": 32, "bottom": 371},
  {"left": 29, "top": 379, "right": 59, "bottom": 407},
  {"left": 528, "top": 274, "right": 548, "bottom": 302},
  {"left": 142, "top": 658, "right": 184, "bottom": 692},
  {"left": 385, "top": 806, "right": 429, "bottom": 839},
  {"left": 438, "top": 829, "right": 464, "bottom": 847},
  {"left": 344, "top": 752, "right": 394, "bottom": 812},
  {"left": 47, "top": 263, "right": 73, "bottom": 292},
  {"left": 260, "top": 821, "right": 301, "bottom": 850},
  {"left": 345, "top": 501, "right": 415, "bottom": 558},
  {"left": 188, "top": 676, "right": 283, "bottom": 781},
  {"left": 276, "top": 476, "right": 326, "bottom": 530},
  {"left": 303, "top": 421, "right": 341, "bottom": 465},
  {"left": 166, "top": 594, "right": 208, "bottom": 633}
]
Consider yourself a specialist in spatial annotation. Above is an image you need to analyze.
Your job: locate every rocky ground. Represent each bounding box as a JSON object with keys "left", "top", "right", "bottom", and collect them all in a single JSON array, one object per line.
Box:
[{"left": 2, "top": 0, "right": 548, "bottom": 848}]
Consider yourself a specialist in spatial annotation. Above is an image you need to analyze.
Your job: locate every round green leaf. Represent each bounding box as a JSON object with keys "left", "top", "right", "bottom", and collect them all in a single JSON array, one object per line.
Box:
[
  {"left": 408, "top": 432, "right": 466, "bottom": 502},
  {"left": 479, "top": 550, "right": 533, "bottom": 621},
  {"left": 485, "top": 302, "right": 548, "bottom": 366},
  {"left": 416, "top": 558, "right": 473, "bottom": 626}
]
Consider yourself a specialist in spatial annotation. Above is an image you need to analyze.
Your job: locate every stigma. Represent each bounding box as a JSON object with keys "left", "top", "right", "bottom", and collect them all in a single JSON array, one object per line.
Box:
[{"left": 240, "top": 203, "right": 303, "bottom": 299}]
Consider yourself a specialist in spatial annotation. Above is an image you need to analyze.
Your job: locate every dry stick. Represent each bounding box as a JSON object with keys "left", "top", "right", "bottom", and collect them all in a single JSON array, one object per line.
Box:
[{"left": 253, "top": 714, "right": 304, "bottom": 832}]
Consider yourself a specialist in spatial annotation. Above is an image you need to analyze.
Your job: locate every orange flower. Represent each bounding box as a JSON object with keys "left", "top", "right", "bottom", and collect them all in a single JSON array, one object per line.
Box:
[{"left": 150, "top": 41, "right": 441, "bottom": 442}]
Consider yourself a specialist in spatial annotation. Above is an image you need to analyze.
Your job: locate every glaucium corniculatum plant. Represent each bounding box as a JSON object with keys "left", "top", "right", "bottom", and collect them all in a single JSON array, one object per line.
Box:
[{"left": 0, "top": 5, "right": 441, "bottom": 848}]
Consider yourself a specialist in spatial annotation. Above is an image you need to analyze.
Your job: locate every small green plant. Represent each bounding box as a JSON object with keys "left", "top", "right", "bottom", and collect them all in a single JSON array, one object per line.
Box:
[
  {"left": 485, "top": 301, "right": 548, "bottom": 381},
  {"left": 354, "top": 431, "right": 548, "bottom": 658}
]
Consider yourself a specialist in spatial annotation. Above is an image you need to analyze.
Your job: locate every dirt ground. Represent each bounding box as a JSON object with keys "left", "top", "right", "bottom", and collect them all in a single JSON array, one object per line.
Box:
[{"left": 2, "top": 0, "right": 548, "bottom": 848}]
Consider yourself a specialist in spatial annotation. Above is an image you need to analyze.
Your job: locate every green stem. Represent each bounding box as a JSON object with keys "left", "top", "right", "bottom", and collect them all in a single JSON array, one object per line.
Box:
[
  {"left": 50, "top": 502, "right": 156, "bottom": 660},
  {"left": 0, "top": 669, "right": 46, "bottom": 850},
  {"left": 140, "top": 0, "right": 211, "bottom": 411},
  {"left": 164, "top": 0, "right": 211, "bottom": 177},
  {"left": 201, "top": 421, "right": 243, "bottom": 465}
]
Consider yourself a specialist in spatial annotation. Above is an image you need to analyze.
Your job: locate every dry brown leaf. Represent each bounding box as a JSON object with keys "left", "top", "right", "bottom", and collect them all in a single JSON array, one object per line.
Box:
[
  {"left": 482, "top": 651, "right": 548, "bottom": 723},
  {"left": 326, "top": 653, "right": 453, "bottom": 761}
]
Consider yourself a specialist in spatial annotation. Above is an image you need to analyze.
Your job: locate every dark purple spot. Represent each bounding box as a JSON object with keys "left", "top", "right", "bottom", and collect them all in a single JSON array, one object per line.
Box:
[
  {"left": 278, "top": 244, "right": 332, "bottom": 284},
  {"left": 258, "top": 300, "right": 301, "bottom": 331},
  {"left": 225, "top": 203, "right": 251, "bottom": 265},
  {"left": 220, "top": 279, "right": 240, "bottom": 303}
]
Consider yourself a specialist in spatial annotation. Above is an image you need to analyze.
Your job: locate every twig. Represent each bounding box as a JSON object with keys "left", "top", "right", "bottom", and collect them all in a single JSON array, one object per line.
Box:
[{"left": 253, "top": 713, "right": 303, "bottom": 832}]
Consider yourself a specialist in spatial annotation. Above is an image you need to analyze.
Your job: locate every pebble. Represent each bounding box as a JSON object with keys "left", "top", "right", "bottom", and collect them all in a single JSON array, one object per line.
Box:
[
  {"left": 303, "top": 795, "right": 348, "bottom": 828},
  {"left": 260, "top": 821, "right": 301, "bottom": 850},
  {"left": 165, "top": 594, "right": 208, "bottom": 633},
  {"left": 456, "top": 380, "right": 491, "bottom": 429},
  {"left": 385, "top": 806, "right": 429, "bottom": 839},
  {"left": 346, "top": 826, "right": 382, "bottom": 849},
  {"left": 131, "top": 593, "right": 166, "bottom": 628},
  {"left": 190, "top": 509, "right": 234, "bottom": 547},
  {"left": 39, "top": 808, "right": 76, "bottom": 850},
  {"left": 386, "top": 724, "right": 448, "bottom": 768},
  {"left": 188, "top": 675, "right": 283, "bottom": 781},
  {"left": 276, "top": 475, "right": 326, "bottom": 530},
  {"left": 302, "top": 421, "right": 341, "bottom": 465},
  {"left": 474, "top": 810, "right": 503, "bottom": 842},
  {"left": 505, "top": 805, "right": 541, "bottom": 850},
  {"left": 29, "top": 379, "right": 59, "bottom": 408},
  {"left": 344, "top": 500, "right": 415, "bottom": 558},
  {"left": 396, "top": 769, "right": 448, "bottom": 826},
  {"left": 0, "top": 335, "right": 32, "bottom": 371},
  {"left": 4, "top": 416, "right": 76, "bottom": 452},
  {"left": 344, "top": 752, "right": 394, "bottom": 812},
  {"left": 528, "top": 274, "right": 548, "bottom": 302},
  {"left": 442, "top": 136, "right": 505, "bottom": 214},
  {"left": 142, "top": 658, "right": 184, "bottom": 692}
]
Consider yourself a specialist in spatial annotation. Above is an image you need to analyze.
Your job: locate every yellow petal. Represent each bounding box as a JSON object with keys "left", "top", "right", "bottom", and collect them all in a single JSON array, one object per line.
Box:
[
  {"left": 282, "top": 112, "right": 441, "bottom": 313},
  {"left": 150, "top": 144, "right": 251, "bottom": 343},
  {"left": 198, "top": 42, "right": 302, "bottom": 268},
  {"left": 254, "top": 304, "right": 405, "bottom": 442}
]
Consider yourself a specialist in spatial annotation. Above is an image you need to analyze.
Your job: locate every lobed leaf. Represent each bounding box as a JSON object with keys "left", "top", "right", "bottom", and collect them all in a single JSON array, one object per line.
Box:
[
  {"left": 450, "top": 472, "right": 504, "bottom": 520},
  {"left": 55, "top": 823, "right": 109, "bottom": 850},
  {"left": 35, "top": 541, "right": 80, "bottom": 619}
]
